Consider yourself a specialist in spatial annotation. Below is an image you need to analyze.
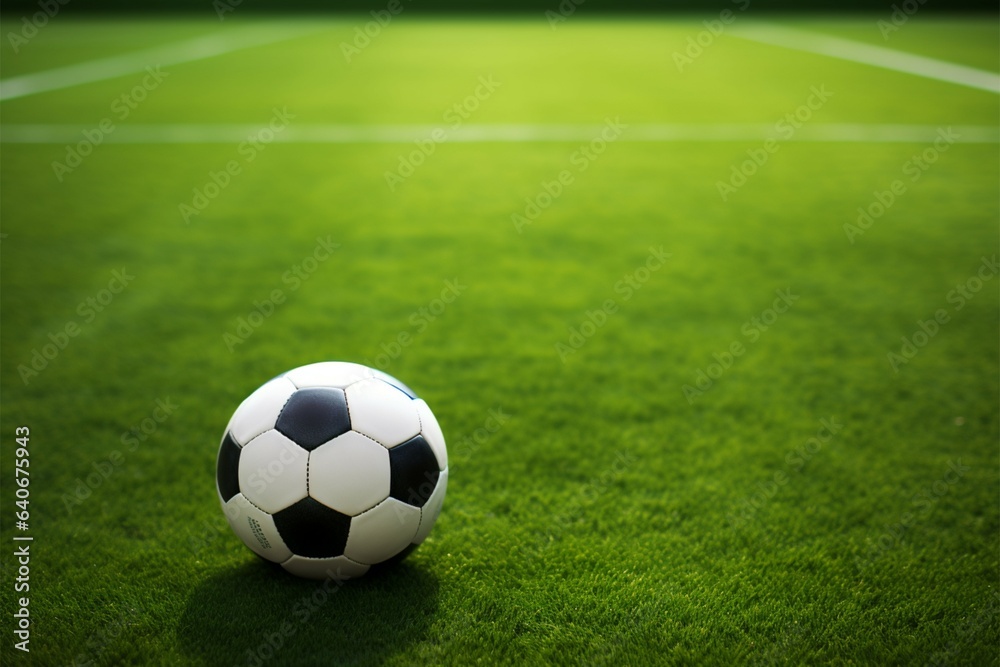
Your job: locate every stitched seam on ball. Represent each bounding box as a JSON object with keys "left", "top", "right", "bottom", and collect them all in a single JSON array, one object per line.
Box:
[
  {"left": 415, "top": 401, "right": 426, "bottom": 435},
  {"left": 354, "top": 430, "right": 391, "bottom": 450},
  {"left": 241, "top": 493, "right": 269, "bottom": 515},
  {"left": 241, "top": 429, "right": 271, "bottom": 448},
  {"left": 275, "top": 390, "right": 297, "bottom": 424},
  {"left": 353, "top": 497, "right": 392, "bottom": 518},
  {"left": 343, "top": 389, "right": 355, "bottom": 440},
  {"left": 343, "top": 554, "right": 366, "bottom": 567},
  {"left": 289, "top": 553, "right": 367, "bottom": 568},
  {"left": 415, "top": 401, "right": 445, "bottom": 469},
  {"left": 284, "top": 370, "right": 302, "bottom": 390},
  {"left": 237, "top": 386, "right": 297, "bottom": 448}
]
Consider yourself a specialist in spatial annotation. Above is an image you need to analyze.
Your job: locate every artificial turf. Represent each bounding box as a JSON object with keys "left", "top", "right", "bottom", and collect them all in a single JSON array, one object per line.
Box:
[{"left": 1, "top": 13, "right": 998, "bottom": 666}]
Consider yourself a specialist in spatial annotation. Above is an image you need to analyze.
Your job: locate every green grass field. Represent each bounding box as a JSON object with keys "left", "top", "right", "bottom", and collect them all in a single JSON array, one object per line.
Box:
[{"left": 1, "top": 13, "right": 998, "bottom": 666}]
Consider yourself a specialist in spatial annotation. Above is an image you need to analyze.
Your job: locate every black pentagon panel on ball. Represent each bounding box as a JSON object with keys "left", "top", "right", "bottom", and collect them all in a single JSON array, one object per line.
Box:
[
  {"left": 275, "top": 387, "right": 351, "bottom": 450},
  {"left": 216, "top": 433, "right": 242, "bottom": 503},
  {"left": 273, "top": 497, "right": 352, "bottom": 558},
  {"left": 389, "top": 435, "right": 441, "bottom": 508}
]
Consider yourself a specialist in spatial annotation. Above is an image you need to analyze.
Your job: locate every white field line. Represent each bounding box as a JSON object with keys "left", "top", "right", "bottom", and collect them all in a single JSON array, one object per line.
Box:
[
  {"left": 731, "top": 23, "right": 1000, "bottom": 94},
  {"left": 0, "top": 24, "right": 324, "bottom": 102},
  {"left": 0, "top": 123, "right": 997, "bottom": 144}
]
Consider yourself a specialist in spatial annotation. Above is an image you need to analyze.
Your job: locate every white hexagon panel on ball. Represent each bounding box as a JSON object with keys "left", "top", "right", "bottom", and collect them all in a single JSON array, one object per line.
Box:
[
  {"left": 221, "top": 493, "right": 293, "bottom": 563},
  {"left": 344, "top": 498, "right": 421, "bottom": 564},
  {"left": 225, "top": 376, "right": 297, "bottom": 446},
  {"left": 284, "top": 361, "right": 373, "bottom": 389},
  {"left": 238, "top": 430, "right": 309, "bottom": 514},
  {"left": 346, "top": 378, "right": 421, "bottom": 447},
  {"left": 309, "top": 431, "right": 390, "bottom": 516}
]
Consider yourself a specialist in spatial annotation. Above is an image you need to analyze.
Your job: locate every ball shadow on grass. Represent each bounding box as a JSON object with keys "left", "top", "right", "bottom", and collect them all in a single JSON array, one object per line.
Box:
[{"left": 177, "top": 557, "right": 439, "bottom": 666}]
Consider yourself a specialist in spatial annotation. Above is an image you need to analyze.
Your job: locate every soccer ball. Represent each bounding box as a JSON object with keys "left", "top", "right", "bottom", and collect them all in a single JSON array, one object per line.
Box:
[{"left": 215, "top": 361, "right": 448, "bottom": 580}]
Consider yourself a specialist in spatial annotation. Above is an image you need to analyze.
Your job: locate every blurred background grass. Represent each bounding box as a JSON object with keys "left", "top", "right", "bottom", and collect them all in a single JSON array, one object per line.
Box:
[{"left": 1, "top": 11, "right": 998, "bottom": 667}]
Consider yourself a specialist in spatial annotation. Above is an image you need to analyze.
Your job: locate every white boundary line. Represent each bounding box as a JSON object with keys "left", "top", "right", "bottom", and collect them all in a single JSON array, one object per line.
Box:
[
  {"left": 1, "top": 123, "right": 997, "bottom": 144},
  {"left": 731, "top": 23, "right": 1000, "bottom": 94},
  {"left": 0, "top": 24, "right": 324, "bottom": 102}
]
